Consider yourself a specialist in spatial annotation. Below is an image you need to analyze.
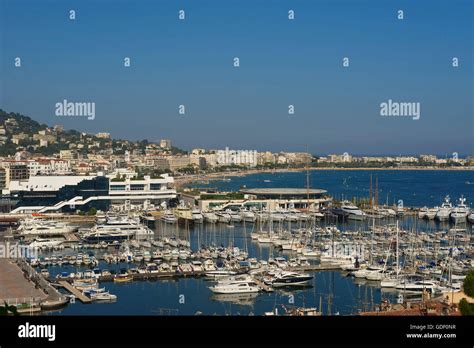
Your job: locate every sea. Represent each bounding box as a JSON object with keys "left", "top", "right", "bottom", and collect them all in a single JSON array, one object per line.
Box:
[{"left": 43, "top": 170, "right": 473, "bottom": 316}]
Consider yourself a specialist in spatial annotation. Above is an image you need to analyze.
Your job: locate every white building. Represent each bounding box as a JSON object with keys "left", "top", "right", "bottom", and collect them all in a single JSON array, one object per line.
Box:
[
  {"left": 216, "top": 147, "right": 257, "bottom": 167},
  {"left": 27, "top": 159, "right": 71, "bottom": 176}
]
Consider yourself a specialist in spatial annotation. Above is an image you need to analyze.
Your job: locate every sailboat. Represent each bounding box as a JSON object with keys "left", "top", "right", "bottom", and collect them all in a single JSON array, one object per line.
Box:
[{"left": 380, "top": 221, "right": 400, "bottom": 288}]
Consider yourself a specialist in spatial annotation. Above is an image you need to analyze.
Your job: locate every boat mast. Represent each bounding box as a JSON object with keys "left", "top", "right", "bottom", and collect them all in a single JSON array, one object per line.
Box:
[
  {"left": 369, "top": 174, "right": 373, "bottom": 209},
  {"left": 375, "top": 176, "right": 378, "bottom": 210},
  {"left": 396, "top": 219, "right": 399, "bottom": 279},
  {"left": 306, "top": 144, "right": 311, "bottom": 212}
]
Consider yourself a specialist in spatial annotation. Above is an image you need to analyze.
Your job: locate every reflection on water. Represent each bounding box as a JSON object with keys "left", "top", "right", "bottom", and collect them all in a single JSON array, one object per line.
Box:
[{"left": 44, "top": 215, "right": 470, "bottom": 316}]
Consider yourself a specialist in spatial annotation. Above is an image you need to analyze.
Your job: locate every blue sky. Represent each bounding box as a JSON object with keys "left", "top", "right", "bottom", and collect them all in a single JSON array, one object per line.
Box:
[{"left": 0, "top": 0, "right": 472, "bottom": 155}]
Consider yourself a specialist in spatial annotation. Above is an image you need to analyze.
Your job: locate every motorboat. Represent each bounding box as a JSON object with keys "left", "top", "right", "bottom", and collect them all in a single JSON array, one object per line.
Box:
[
  {"left": 229, "top": 211, "right": 242, "bottom": 223},
  {"left": 209, "top": 281, "right": 261, "bottom": 294},
  {"left": 436, "top": 196, "right": 452, "bottom": 221},
  {"left": 425, "top": 207, "right": 438, "bottom": 220},
  {"left": 216, "top": 212, "right": 231, "bottom": 223},
  {"left": 87, "top": 288, "right": 117, "bottom": 301},
  {"left": 203, "top": 212, "right": 218, "bottom": 224},
  {"left": 450, "top": 197, "right": 469, "bottom": 224},
  {"left": 191, "top": 209, "right": 204, "bottom": 223},
  {"left": 340, "top": 201, "right": 366, "bottom": 220},
  {"left": 268, "top": 271, "right": 313, "bottom": 287},
  {"left": 28, "top": 237, "right": 64, "bottom": 249},
  {"left": 81, "top": 219, "right": 153, "bottom": 243},
  {"left": 468, "top": 212, "right": 474, "bottom": 224},
  {"left": 16, "top": 218, "right": 76, "bottom": 236},
  {"left": 162, "top": 212, "right": 177, "bottom": 224},
  {"left": 205, "top": 269, "right": 237, "bottom": 279},
  {"left": 113, "top": 274, "right": 133, "bottom": 282},
  {"left": 241, "top": 210, "right": 256, "bottom": 223},
  {"left": 418, "top": 207, "right": 428, "bottom": 219},
  {"left": 395, "top": 275, "right": 439, "bottom": 294}
]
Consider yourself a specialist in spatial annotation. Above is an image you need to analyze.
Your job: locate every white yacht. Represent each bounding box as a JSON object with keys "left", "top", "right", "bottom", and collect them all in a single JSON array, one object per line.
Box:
[
  {"left": 162, "top": 211, "right": 177, "bottom": 224},
  {"left": 436, "top": 196, "right": 452, "bottom": 221},
  {"left": 468, "top": 212, "right": 474, "bottom": 224},
  {"left": 395, "top": 275, "right": 439, "bottom": 294},
  {"left": 341, "top": 201, "right": 366, "bottom": 220},
  {"left": 450, "top": 197, "right": 469, "bottom": 224},
  {"left": 205, "top": 269, "right": 238, "bottom": 279},
  {"left": 17, "top": 218, "right": 75, "bottom": 236},
  {"left": 216, "top": 212, "right": 231, "bottom": 223},
  {"left": 269, "top": 271, "right": 313, "bottom": 287},
  {"left": 425, "top": 207, "right": 439, "bottom": 220},
  {"left": 191, "top": 209, "right": 204, "bottom": 224},
  {"left": 203, "top": 212, "right": 218, "bottom": 224},
  {"left": 28, "top": 237, "right": 64, "bottom": 249},
  {"left": 229, "top": 211, "right": 242, "bottom": 223},
  {"left": 82, "top": 220, "right": 153, "bottom": 243},
  {"left": 380, "top": 276, "right": 398, "bottom": 288},
  {"left": 210, "top": 276, "right": 260, "bottom": 294},
  {"left": 241, "top": 210, "right": 256, "bottom": 223},
  {"left": 418, "top": 207, "right": 428, "bottom": 219}
]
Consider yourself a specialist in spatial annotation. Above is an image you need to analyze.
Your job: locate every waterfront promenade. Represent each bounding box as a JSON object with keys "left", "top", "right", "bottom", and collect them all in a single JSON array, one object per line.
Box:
[{"left": 0, "top": 258, "right": 46, "bottom": 305}]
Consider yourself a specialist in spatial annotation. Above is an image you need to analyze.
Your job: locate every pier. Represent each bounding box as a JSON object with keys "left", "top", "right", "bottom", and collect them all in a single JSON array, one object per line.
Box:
[
  {"left": 0, "top": 258, "right": 68, "bottom": 312},
  {"left": 57, "top": 281, "right": 92, "bottom": 303}
]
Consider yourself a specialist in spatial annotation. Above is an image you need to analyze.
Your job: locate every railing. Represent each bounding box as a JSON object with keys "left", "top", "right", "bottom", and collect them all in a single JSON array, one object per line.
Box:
[
  {"left": 0, "top": 297, "right": 42, "bottom": 306},
  {"left": 15, "top": 258, "right": 64, "bottom": 301}
]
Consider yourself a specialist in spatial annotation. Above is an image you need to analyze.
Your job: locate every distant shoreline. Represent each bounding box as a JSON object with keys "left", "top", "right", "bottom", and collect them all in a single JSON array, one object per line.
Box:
[{"left": 174, "top": 166, "right": 474, "bottom": 188}]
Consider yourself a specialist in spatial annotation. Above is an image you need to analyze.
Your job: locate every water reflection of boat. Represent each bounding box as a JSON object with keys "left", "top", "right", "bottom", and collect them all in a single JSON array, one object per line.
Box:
[{"left": 210, "top": 292, "right": 259, "bottom": 306}]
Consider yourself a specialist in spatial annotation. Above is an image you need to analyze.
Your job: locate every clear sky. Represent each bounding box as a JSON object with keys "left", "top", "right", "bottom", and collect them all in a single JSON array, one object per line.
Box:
[{"left": 0, "top": 0, "right": 472, "bottom": 155}]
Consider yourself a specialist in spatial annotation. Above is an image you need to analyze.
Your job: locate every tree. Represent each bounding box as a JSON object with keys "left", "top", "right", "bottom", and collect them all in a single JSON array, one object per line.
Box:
[
  {"left": 87, "top": 207, "right": 97, "bottom": 216},
  {"left": 463, "top": 269, "right": 474, "bottom": 297},
  {"left": 0, "top": 301, "right": 19, "bottom": 316},
  {"left": 458, "top": 298, "right": 474, "bottom": 316}
]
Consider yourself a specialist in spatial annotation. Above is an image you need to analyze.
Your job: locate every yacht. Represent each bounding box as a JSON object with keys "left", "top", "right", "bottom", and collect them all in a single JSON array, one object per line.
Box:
[
  {"left": 81, "top": 220, "right": 153, "bottom": 243},
  {"left": 85, "top": 288, "right": 117, "bottom": 301},
  {"left": 203, "top": 212, "right": 218, "bottom": 224},
  {"left": 380, "top": 276, "right": 398, "bottom": 288},
  {"left": 424, "top": 207, "right": 439, "bottom": 220},
  {"left": 340, "top": 201, "right": 366, "bottom": 220},
  {"left": 436, "top": 196, "right": 452, "bottom": 221},
  {"left": 191, "top": 209, "right": 204, "bottom": 224},
  {"left": 468, "top": 212, "right": 474, "bottom": 224},
  {"left": 210, "top": 281, "right": 260, "bottom": 294},
  {"left": 229, "top": 211, "right": 242, "bottom": 223},
  {"left": 17, "top": 218, "right": 75, "bottom": 236},
  {"left": 418, "top": 207, "right": 428, "bottom": 219},
  {"left": 450, "top": 197, "right": 469, "bottom": 224},
  {"left": 395, "top": 275, "right": 439, "bottom": 294},
  {"left": 241, "top": 210, "right": 256, "bottom": 223},
  {"left": 28, "top": 237, "right": 64, "bottom": 249},
  {"left": 205, "top": 269, "right": 237, "bottom": 279},
  {"left": 162, "top": 212, "right": 177, "bottom": 224},
  {"left": 376, "top": 207, "right": 397, "bottom": 218},
  {"left": 269, "top": 271, "right": 313, "bottom": 287},
  {"left": 216, "top": 212, "right": 231, "bottom": 223}
]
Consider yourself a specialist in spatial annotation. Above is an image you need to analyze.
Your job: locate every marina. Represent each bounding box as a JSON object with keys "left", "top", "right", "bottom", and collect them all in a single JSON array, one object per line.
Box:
[
  {"left": 0, "top": 168, "right": 472, "bottom": 316},
  {"left": 0, "top": 167, "right": 473, "bottom": 316}
]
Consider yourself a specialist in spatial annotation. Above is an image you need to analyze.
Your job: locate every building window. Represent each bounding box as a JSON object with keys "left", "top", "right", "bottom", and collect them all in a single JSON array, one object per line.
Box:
[
  {"left": 150, "top": 183, "right": 161, "bottom": 190},
  {"left": 110, "top": 185, "right": 126, "bottom": 191},
  {"left": 130, "top": 184, "right": 145, "bottom": 191}
]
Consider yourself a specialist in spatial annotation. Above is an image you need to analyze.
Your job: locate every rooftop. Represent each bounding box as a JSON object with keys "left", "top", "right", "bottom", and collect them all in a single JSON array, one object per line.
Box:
[{"left": 240, "top": 188, "right": 327, "bottom": 196}]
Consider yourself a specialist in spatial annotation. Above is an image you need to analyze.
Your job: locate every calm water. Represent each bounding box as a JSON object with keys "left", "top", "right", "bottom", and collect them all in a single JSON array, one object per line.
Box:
[
  {"left": 193, "top": 170, "right": 474, "bottom": 208},
  {"left": 46, "top": 217, "right": 470, "bottom": 316},
  {"left": 44, "top": 170, "right": 473, "bottom": 316}
]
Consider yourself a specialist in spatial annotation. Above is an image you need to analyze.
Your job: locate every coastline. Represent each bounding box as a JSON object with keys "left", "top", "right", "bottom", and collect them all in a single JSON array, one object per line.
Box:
[{"left": 174, "top": 166, "right": 474, "bottom": 188}]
